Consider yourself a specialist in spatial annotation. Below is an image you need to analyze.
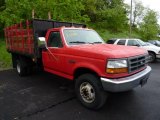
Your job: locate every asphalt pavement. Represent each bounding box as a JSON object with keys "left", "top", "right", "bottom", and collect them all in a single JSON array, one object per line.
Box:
[{"left": 0, "top": 61, "right": 160, "bottom": 120}]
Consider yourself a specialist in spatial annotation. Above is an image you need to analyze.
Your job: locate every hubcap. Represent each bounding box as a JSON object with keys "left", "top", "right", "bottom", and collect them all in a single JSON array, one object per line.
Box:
[
  {"left": 17, "top": 63, "right": 21, "bottom": 74},
  {"left": 80, "top": 82, "right": 95, "bottom": 103}
]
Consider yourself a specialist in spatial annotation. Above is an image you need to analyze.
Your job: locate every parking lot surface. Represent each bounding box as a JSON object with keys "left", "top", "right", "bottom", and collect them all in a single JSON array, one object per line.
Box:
[{"left": 0, "top": 61, "right": 160, "bottom": 120}]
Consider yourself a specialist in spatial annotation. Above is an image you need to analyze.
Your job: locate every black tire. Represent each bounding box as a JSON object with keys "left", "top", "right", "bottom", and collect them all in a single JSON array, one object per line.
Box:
[
  {"left": 149, "top": 52, "right": 156, "bottom": 63},
  {"left": 75, "top": 74, "right": 107, "bottom": 109},
  {"left": 26, "top": 66, "right": 33, "bottom": 75},
  {"left": 16, "top": 60, "right": 27, "bottom": 76}
]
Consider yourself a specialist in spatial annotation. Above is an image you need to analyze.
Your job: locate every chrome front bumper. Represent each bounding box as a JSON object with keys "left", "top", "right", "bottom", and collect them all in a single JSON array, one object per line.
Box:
[{"left": 101, "top": 66, "right": 151, "bottom": 92}]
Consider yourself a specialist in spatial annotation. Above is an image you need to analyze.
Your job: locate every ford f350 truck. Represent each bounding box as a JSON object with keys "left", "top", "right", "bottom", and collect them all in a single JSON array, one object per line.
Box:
[{"left": 4, "top": 19, "right": 151, "bottom": 109}]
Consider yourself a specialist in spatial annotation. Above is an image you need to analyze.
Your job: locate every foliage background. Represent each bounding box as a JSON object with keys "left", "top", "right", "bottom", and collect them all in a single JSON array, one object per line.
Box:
[
  {"left": 0, "top": 0, "right": 160, "bottom": 69},
  {"left": 0, "top": 0, "right": 160, "bottom": 39}
]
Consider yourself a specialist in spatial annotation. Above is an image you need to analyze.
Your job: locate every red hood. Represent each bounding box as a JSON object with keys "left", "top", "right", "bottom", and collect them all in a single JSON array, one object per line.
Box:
[{"left": 66, "top": 44, "right": 147, "bottom": 60}]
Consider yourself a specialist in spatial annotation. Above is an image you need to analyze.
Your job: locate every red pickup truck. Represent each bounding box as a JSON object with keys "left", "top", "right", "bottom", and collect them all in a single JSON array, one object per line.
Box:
[{"left": 4, "top": 19, "right": 151, "bottom": 109}]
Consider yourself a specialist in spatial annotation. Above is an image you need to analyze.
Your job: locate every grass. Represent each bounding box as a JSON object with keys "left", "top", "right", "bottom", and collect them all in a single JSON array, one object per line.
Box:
[
  {"left": 96, "top": 29, "right": 141, "bottom": 42},
  {"left": 0, "top": 38, "right": 12, "bottom": 71}
]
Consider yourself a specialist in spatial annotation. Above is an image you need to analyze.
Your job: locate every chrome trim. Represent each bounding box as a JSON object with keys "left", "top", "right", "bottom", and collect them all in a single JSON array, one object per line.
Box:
[
  {"left": 38, "top": 37, "right": 46, "bottom": 47},
  {"left": 101, "top": 66, "right": 151, "bottom": 92},
  {"left": 128, "top": 54, "right": 148, "bottom": 73},
  {"left": 101, "top": 66, "right": 151, "bottom": 84}
]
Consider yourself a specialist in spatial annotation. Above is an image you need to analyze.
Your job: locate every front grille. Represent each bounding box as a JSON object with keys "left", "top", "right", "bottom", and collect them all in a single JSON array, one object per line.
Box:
[{"left": 128, "top": 55, "right": 148, "bottom": 73}]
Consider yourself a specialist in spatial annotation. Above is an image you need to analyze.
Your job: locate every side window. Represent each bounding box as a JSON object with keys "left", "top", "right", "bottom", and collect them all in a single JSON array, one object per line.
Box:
[
  {"left": 107, "top": 40, "right": 116, "bottom": 44},
  {"left": 48, "top": 32, "right": 63, "bottom": 47},
  {"left": 127, "top": 40, "right": 139, "bottom": 46},
  {"left": 117, "top": 40, "right": 126, "bottom": 45}
]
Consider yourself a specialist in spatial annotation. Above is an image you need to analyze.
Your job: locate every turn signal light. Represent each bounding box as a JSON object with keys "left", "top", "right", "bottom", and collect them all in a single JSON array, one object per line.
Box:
[{"left": 106, "top": 68, "right": 128, "bottom": 74}]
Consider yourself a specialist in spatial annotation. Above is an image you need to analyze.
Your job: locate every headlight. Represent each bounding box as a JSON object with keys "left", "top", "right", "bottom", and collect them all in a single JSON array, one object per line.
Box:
[{"left": 106, "top": 59, "right": 128, "bottom": 74}]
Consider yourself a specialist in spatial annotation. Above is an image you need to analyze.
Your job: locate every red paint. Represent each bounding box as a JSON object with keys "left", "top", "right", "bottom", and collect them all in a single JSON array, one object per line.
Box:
[{"left": 5, "top": 20, "right": 34, "bottom": 55}]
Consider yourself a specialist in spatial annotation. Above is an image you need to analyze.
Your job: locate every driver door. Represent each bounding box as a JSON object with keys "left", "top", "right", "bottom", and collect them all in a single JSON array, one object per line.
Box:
[{"left": 42, "top": 31, "right": 65, "bottom": 72}]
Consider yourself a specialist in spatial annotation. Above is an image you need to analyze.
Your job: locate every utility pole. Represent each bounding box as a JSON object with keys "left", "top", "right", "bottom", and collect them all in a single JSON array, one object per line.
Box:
[
  {"left": 129, "top": 0, "right": 133, "bottom": 38},
  {"left": 32, "top": 9, "right": 35, "bottom": 19}
]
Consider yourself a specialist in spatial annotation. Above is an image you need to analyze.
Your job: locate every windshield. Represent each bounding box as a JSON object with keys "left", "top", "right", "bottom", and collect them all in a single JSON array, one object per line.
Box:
[
  {"left": 145, "top": 42, "right": 156, "bottom": 46},
  {"left": 137, "top": 39, "right": 147, "bottom": 46},
  {"left": 63, "top": 29, "right": 104, "bottom": 45}
]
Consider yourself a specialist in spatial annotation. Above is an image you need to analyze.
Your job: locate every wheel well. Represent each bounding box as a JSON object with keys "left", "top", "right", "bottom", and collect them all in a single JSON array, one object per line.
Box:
[
  {"left": 148, "top": 51, "right": 156, "bottom": 56},
  {"left": 11, "top": 53, "right": 33, "bottom": 68},
  {"left": 74, "top": 68, "right": 99, "bottom": 80},
  {"left": 11, "top": 53, "right": 19, "bottom": 68}
]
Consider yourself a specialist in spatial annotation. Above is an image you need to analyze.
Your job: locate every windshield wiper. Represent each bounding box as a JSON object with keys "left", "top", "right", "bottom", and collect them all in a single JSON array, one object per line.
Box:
[{"left": 69, "top": 41, "right": 86, "bottom": 44}]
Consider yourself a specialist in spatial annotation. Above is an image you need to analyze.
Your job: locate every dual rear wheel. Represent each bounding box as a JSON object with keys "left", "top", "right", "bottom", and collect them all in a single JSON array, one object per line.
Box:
[{"left": 16, "top": 59, "right": 32, "bottom": 76}]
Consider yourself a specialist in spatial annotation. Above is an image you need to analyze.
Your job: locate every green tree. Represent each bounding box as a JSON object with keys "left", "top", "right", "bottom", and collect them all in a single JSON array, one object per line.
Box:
[
  {"left": 0, "top": 0, "right": 90, "bottom": 27},
  {"left": 98, "top": 0, "right": 128, "bottom": 32},
  {"left": 81, "top": 0, "right": 109, "bottom": 22},
  {"left": 139, "top": 9, "right": 159, "bottom": 40},
  {"left": 132, "top": 0, "right": 145, "bottom": 27},
  {"left": 0, "top": 0, "right": 6, "bottom": 37},
  {"left": 0, "top": 0, "right": 5, "bottom": 11}
]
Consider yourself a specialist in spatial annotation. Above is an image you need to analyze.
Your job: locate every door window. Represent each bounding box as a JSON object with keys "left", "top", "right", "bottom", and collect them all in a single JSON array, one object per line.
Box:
[
  {"left": 107, "top": 39, "right": 116, "bottom": 44},
  {"left": 117, "top": 40, "right": 126, "bottom": 45},
  {"left": 127, "top": 40, "right": 139, "bottom": 46},
  {"left": 48, "top": 32, "right": 63, "bottom": 47}
]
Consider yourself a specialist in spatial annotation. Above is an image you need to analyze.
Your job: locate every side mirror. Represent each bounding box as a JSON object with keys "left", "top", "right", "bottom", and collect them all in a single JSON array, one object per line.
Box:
[{"left": 38, "top": 37, "right": 47, "bottom": 50}]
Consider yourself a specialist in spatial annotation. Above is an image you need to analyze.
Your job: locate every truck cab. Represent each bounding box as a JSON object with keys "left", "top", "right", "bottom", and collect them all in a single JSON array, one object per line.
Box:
[{"left": 41, "top": 27, "right": 151, "bottom": 109}]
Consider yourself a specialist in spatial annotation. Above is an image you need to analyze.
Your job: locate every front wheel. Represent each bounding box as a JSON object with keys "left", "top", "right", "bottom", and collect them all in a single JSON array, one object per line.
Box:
[
  {"left": 149, "top": 52, "right": 156, "bottom": 63},
  {"left": 75, "top": 74, "right": 108, "bottom": 109}
]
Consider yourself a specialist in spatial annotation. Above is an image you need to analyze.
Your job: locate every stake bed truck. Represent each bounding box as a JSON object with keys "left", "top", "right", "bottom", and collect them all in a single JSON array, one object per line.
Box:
[{"left": 4, "top": 19, "right": 151, "bottom": 109}]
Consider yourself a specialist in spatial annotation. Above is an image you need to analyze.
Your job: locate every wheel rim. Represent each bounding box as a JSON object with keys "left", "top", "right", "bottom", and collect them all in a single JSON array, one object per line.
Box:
[
  {"left": 80, "top": 82, "right": 95, "bottom": 103},
  {"left": 17, "top": 63, "right": 21, "bottom": 74}
]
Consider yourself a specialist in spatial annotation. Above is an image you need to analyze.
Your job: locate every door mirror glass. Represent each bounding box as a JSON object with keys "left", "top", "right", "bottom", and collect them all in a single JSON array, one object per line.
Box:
[{"left": 38, "top": 37, "right": 47, "bottom": 49}]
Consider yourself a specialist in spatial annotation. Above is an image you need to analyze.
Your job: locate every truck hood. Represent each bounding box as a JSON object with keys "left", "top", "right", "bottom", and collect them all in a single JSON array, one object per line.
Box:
[{"left": 67, "top": 44, "right": 147, "bottom": 59}]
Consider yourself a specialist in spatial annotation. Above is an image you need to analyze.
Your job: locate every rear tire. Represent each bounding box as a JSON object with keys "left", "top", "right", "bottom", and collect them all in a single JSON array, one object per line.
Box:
[
  {"left": 75, "top": 74, "right": 107, "bottom": 109},
  {"left": 16, "top": 60, "right": 27, "bottom": 76}
]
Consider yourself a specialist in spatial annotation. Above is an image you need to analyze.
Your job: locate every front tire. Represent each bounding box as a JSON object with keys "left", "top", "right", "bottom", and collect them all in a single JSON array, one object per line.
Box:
[
  {"left": 149, "top": 52, "right": 156, "bottom": 63},
  {"left": 75, "top": 74, "right": 107, "bottom": 109}
]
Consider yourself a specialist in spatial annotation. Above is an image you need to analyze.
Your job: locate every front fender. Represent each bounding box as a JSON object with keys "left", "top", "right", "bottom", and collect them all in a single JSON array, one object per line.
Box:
[
  {"left": 73, "top": 62, "right": 104, "bottom": 77},
  {"left": 142, "top": 46, "right": 160, "bottom": 54}
]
